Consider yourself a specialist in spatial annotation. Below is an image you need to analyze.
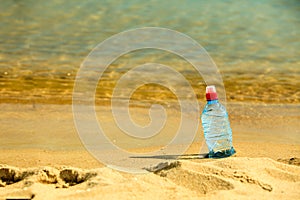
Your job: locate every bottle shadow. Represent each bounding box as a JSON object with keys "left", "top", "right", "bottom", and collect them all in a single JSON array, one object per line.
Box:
[{"left": 130, "top": 153, "right": 209, "bottom": 160}]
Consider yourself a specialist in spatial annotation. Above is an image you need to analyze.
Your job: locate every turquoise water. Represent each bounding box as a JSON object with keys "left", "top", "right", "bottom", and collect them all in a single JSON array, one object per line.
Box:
[{"left": 0, "top": 0, "right": 299, "bottom": 104}]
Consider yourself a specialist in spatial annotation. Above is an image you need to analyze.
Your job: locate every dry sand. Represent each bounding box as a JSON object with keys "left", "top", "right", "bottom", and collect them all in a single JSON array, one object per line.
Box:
[
  {"left": 0, "top": 142, "right": 299, "bottom": 200},
  {"left": 0, "top": 103, "right": 299, "bottom": 199}
]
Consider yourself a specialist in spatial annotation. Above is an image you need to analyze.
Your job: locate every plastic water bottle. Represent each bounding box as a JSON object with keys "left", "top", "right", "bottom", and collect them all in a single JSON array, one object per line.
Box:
[{"left": 201, "top": 85, "right": 236, "bottom": 158}]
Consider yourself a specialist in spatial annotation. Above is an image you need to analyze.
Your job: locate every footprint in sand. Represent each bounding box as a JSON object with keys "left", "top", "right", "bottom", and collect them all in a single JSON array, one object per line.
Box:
[
  {"left": 0, "top": 165, "right": 97, "bottom": 189},
  {"left": 0, "top": 166, "right": 31, "bottom": 187},
  {"left": 59, "top": 168, "right": 96, "bottom": 186},
  {"left": 145, "top": 161, "right": 234, "bottom": 195},
  {"left": 38, "top": 167, "right": 97, "bottom": 188}
]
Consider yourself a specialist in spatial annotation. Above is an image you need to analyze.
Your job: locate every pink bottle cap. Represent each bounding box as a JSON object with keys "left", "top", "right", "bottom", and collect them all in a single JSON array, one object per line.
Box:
[{"left": 205, "top": 85, "right": 218, "bottom": 100}]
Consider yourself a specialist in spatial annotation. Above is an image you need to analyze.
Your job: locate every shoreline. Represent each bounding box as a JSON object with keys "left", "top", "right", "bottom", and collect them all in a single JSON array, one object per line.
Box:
[{"left": 1, "top": 96, "right": 300, "bottom": 105}]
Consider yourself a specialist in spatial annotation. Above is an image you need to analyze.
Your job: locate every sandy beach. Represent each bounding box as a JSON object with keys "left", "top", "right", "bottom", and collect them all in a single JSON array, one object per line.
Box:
[
  {"left": 0, "top": 142, "right": 299, "bottom": 200},
  {"left": 0, "top": 103, "right": 299, "bottom": 199},
  {"left": 1, "top": 1, "right": 299, "bottom": 199}
]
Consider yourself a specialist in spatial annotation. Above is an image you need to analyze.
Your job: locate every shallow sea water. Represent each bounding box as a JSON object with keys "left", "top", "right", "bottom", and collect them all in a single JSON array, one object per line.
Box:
[{"left": 0, "top": 0, "right": 299, "bottom": 104}]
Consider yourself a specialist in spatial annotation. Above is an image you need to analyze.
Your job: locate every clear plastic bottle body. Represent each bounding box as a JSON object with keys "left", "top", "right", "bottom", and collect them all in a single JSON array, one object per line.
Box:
[{"left": 201, "top": 100, "right": 236, "bottom": 158}]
